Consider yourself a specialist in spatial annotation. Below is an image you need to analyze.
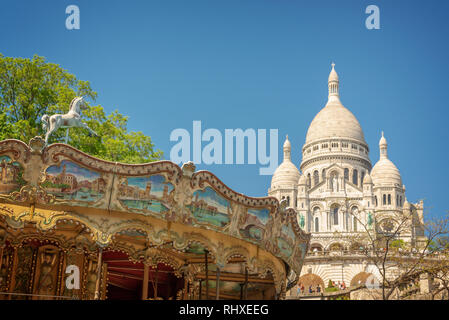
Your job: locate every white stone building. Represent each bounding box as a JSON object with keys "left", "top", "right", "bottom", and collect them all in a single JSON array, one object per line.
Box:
[{"left": 268, "top": 64, "right": 426, "bottom": 290}]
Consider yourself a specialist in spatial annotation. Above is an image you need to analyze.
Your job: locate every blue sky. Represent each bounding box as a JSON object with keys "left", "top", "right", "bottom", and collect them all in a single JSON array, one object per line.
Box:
[{"left": 1, "top": 0, "right": 448, "bottom": 219}]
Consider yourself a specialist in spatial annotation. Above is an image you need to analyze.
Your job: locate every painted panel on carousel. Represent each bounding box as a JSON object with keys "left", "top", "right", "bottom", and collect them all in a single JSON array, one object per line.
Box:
[
  {"left": 188, "top": 187, "right": 230, "bottom": 228},
  {"left": 0, "top": 155, "right": 26, "bottom": 194},
  {"left": 118, "top": 175, "right": 174, "bottom": 216},
  {"left": 185, "top": 243, "right": 207, "bottom": 255},
  {"left": 42, "top": 160, "right": 106, "bottom": 203},
  {"left": 239, "top": 208, "right": 269, "bottom": 242},
  {"left": 276, "top": 225, "right": 295, "bottom": 258}
]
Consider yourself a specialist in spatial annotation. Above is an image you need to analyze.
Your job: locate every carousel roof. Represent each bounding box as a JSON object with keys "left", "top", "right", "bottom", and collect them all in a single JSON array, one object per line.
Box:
[{"left": 0, "top": 137, "right": 310, "bottom": 300}]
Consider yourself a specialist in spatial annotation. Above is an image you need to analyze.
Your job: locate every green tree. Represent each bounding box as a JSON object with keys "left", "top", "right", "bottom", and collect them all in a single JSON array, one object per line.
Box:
[{"left": 0, "top": 54, "right": 162, "bottom": 163}]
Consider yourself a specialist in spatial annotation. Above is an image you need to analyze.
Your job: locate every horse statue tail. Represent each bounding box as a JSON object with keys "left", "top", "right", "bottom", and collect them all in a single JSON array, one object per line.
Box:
[{"left": 41, "top": 115, "right": 49, "bottom": 132}]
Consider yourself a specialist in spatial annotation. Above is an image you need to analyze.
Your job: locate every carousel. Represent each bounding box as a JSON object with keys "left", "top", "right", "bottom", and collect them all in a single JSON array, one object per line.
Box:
[{"left": 0, "top": 102, "right": 310, "bottom": 300}]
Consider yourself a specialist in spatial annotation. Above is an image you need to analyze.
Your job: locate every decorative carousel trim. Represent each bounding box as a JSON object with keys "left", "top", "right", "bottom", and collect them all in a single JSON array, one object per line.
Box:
[
  {"left": 44, "top": 143, "right": 183, "bottom": 183},
  {"left": 0, "top": 139, "right": 30, "bottom": 163},
  {"left": 191, "top": 170, "right": 279, "bottom": 209}
]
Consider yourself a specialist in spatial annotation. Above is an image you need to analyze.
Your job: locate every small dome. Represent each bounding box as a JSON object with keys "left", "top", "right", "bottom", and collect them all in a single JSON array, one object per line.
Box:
[
  {"left": 371, "top": 132, "right": 402, "bottom": 187},
  {"left": 271, "top": 161, "right": 300, "bottom": 188},
  {"left": 298, "top": 174, "right": 307, "bottom": 185},
  {"left": 371, "top": 158, "right": 402, "bottom": 187},
  {"left": 363, "top": 173, "right": 373, "bottom": 184},
  {"left": 283, "top": 135, "right": 291, "bottom": 149},
  {"left": 403, "top": 199, "right": 411, "bottom": 209},
  {"left": 328, "top": 63, "right": 339, "bottom": 82},
  {"left": 271, "top": 135, "right": 300, "bottom": 189},
  {"left": 379, "top": 131, "right": 387, "bottom": 147}
]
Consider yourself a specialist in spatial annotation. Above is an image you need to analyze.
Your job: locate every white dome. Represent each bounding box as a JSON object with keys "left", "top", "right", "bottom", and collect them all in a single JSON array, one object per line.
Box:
[
  {"left": 363, "top": 173, "right": 373, "bottom": 184},
  {"left": 305, "top": 100, "right": 366, "bottom": 144},
  {"left": 371, "top": 132, "right": 402, "bottom": 187},
  {"left": 371, "top": 158, "right": 402, "bottom": 187},
  {"left": 271, "top": 161, "right": 300, "bottom": 188},
  {"left": 305, "top": 64, "right": 366, "bottom": 145},
  {"left": 271, "top": 135, "right": 300, "bottom": 188}
]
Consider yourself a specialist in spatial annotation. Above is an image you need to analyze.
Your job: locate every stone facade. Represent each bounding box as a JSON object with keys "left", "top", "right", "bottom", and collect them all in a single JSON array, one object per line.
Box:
[{"left": 269, "top": 64, "right": 427, "bottom": 290}]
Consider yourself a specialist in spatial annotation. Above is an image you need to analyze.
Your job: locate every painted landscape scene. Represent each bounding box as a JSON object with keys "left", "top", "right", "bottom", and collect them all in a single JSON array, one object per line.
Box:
[
  {"left": 0, "top": 155, "right": 26, "bottom": 194},
  {"left": 239, "top": 208, "right": 270, "bottom": 241},
  {"left": 277, "top": 225, "right": 295, "bottom": 258},
  {"left": 118, "top": 175, "right": 174, "bottom": 215},
  {"left": 188, "top": 187, "right": 230, "bottom": 228},
  {"left": 42, "top": 160, "right": 106, "bottom": 202}
]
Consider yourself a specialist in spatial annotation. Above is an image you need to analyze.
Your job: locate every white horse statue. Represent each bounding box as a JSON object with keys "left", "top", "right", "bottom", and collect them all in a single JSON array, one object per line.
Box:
[{"left": 41, "top": 97, "right": 99, "bottom": 145}]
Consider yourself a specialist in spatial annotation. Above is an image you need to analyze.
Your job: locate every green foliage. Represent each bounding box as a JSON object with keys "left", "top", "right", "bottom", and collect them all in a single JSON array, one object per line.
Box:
[
  {"left": 327, "top": 279, "right": 334, "bottom": 288},
  {"left": 428, "top": 236, "right": 449, "bottom": 252},
  {"left": 390, "top": 239, "right": 406, "bottom": 249},
  {"left": 40, "top": 180, "right": 70, "bottom": 190},
  {"left": 325, "top": 287, "right": 338, "bottom": 292},
  {"left": 0, "top": 54, "right": 162, "bottom": 163}
]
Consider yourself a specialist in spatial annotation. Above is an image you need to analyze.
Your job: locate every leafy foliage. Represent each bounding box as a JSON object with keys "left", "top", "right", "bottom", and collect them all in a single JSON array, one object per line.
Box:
[{"left": 0, "top": 54, "right": 162, "bottom": 163}]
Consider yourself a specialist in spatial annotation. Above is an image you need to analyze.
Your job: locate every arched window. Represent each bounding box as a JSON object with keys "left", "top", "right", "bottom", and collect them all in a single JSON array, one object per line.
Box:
[
  {"left": 332, "top": 206, "right": 339, "bottom": 225},
  {"left": 344, "top": 168, "right": 349, "bottom": 181},
  {"left": 313, "top": 170, "right": 319, "bottom": 186},
  {"left": 361, "top": 171, "right": 365, "bottom": 184},
  {"left": 315, "top": 217, "right": 319, "bottom": 232},
  {"left": 383, "top": 194, "right": 386, "bottom": 205},
  {"left": 322, "top": 169, "right": 326, "bottom": 181},
  {"left": 387, "top": 194, "right": 391, "bottom": 205},
  {"left": 352, "top": 169, "right": 358, "bottom": 186},
  {"left": 396, "top": 195, "right": 399, "bottom": 206},
  {"left": 287, "top": 196, "right": 290, "bottom": 206},
  {"left": 400, "top": 196, "right": 402, "bottom": 206},
  {"left": 307, "top": 173, "right": 311, "bottom": 188},
  {"left": 353, "top": 216, "right": 358, "bottom": 232},
  {"left": 374, "top": 196, "right": 378, "bottom": 207}
]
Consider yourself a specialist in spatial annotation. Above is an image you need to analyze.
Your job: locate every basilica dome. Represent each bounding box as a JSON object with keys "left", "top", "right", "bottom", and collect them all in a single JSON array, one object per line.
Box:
[
  {"left": 371, "top": 158, "right": 402, "bottom": 186},
  {"left": 300, "top": 64, "right": 371, "bottom": 171},
  {"left": 305, "top": 64, "right": 366, "bottom": 145},
  {"left": 271, "top": 136, "right": 300, "bottom": 188},
  {"left": 371, "top": 132, "right": 402, "bottom": 187},
  {"left": 305, "top": 100, "right": 366, "bottom": 144}
]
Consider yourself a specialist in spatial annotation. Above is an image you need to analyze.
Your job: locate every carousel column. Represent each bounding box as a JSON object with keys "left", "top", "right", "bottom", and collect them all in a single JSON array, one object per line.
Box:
[
  {"left": 198, "top": 279, "right": 202, "bottom": 300},
  {"left": 0, "top": 245, "right": 3, "bottom": 271},
  {"left": 243, "top": 267, "right": 248, "bottom": 300},
  {"left": 204, "top": 250, "right": 209, "bottom": 300},
  {"left": 0, "top": 229, "right": 4, "bottom": 269},
  {"left": 142, "top": 263, "right": 149, "bottom": 300},
  {"left": 215, "top": 266, "right": 221, "bottom": 300},
  {"left": 94, "top": 247, "right": 103, "bottom": 300},
  {"left": 183, "top": 273, "right": 189, "bottom": 300}
]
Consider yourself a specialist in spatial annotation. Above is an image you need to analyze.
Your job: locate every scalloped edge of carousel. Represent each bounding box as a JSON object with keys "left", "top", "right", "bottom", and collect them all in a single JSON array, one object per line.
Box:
[{"left": 0, "top": 138, "right": 310, "bottom": 243}]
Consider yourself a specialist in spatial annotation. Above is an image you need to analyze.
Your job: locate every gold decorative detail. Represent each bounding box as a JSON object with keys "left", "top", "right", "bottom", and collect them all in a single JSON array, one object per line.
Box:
[{"left": 29, "top": 136, "right": 46, "bottom": 154}]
